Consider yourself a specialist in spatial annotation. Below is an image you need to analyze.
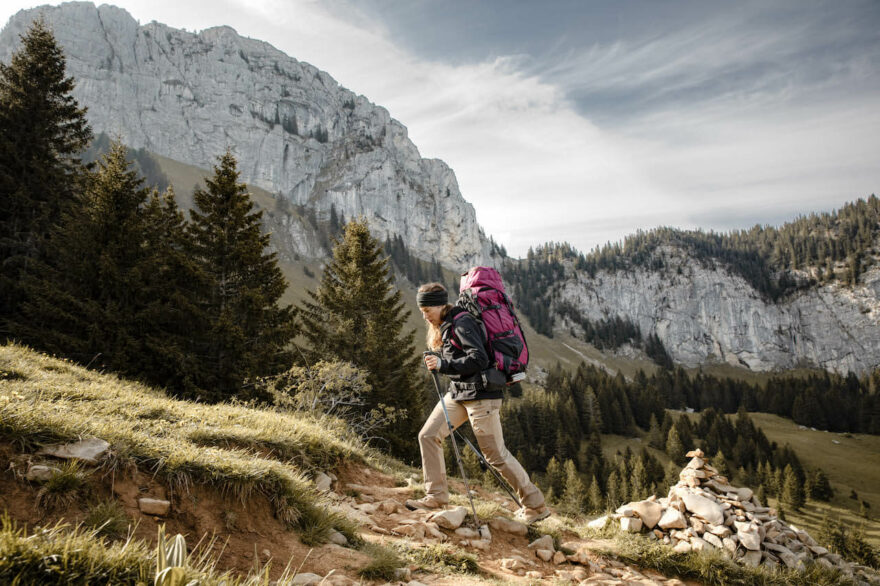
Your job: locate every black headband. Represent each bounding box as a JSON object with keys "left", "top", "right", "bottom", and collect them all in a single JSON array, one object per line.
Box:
[{"left": 417, "top": 290, "right": 448, "bottom": 307}]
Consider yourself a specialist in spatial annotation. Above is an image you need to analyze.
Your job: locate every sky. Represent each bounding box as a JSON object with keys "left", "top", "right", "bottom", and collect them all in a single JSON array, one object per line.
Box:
[{"left": 2, "top": 0, "right": 879, "bottom": 257}]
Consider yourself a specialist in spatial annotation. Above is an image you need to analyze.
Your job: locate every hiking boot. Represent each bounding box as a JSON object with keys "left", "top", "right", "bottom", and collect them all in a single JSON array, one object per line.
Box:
[
  {"left": 405, "top": 495, "right": 448, "bottom": 511},
  {"left": 515, "top": 504, "right": 551, "bottom": 524}
]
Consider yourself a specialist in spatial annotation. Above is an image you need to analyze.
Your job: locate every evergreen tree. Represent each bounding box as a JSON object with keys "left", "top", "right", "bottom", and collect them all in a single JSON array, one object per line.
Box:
[
  {"left": 605, "top": 469, "right": 622, "bottom": 509},
  {"left": 587, "top": 475, "right": 604, "bottom": 513},
  {"left": 0, "top": 18, "right": 92, "bottom": 328},
  {"left": 298, "top": 218, "right": 422, "bottom": 459},
  {"left": 711, "top": 449, "right": 730, "bottom": 477},
  {"left": 646, "top": 413, "right": 663, "bottom": 449},
  {"left": 188, "top": 151, "right": 295, "bottom": 401},
  {"left": 666, "top": 426, "right": 686, "bottom": 465},
  {"left": 14, "top": 143, "right": 194, "bottom": 387},
  {"left": 560, "top": 459, "right": 587, "bottom": 514},
  {"left": 808, "top": 468, "right": 834, "bottom": 502},
  {"left": 781, "top": 464, "right": 806, "bottom": 511},
  {"left": 543, "top": 456, "right": 565, "bottom": 501}
]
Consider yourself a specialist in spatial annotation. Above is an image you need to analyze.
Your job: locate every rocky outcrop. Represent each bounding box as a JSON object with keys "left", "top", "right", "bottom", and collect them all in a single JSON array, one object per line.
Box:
[
  {"left": 604, "top": 449, "right": 877, "bottom": 583},
  {"left": 557, "top": 246, "right": 880, "bottom": 374},
  {"left": 0, "top": 3, "right": 493, "bottom": 270}
]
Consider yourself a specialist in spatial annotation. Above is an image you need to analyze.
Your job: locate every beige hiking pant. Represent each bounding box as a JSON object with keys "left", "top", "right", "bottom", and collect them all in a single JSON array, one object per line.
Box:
[{"left": 418, "top": 394, "right": 545, "bottom": 509}]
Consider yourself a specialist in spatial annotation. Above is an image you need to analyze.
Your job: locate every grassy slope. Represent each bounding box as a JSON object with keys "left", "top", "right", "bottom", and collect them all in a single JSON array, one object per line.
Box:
[
  {"left": 748, "top": 412, "right": 880, "bottom": 546},
  {"left": 0, "top": 343, "right": 378, "bottom": 541}
]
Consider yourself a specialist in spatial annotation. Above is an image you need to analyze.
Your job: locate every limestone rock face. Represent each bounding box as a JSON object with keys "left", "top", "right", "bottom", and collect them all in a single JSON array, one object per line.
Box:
[
  {"left": 0, "top": 3, "right": 493, "bottom": 270},
  {"left": 557, "top": 246, "right": 880, "bottom": 375}
]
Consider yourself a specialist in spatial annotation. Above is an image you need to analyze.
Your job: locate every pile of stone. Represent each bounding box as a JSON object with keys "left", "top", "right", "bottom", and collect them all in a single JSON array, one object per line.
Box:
[{"left": 600, "top": 449, "right": 870, "bottom": 580}]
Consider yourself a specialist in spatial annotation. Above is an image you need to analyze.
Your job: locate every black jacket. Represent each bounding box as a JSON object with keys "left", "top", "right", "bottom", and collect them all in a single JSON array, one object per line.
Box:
[{"left": 437, "top": 307, "right": 504, "bottom": 401}]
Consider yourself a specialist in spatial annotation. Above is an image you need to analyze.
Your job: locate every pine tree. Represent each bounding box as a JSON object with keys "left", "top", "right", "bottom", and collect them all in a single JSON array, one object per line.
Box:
[
  {"left": 666, "top": 426, "right": 686, "bottom": 465},
  {"left": 16, "top": 143, "right": 165, "bottom": 377},
  {"left": 0, "top": 18, "right": 92, "bottom": 327},
  {"left": 298, "top": 218, "right": 421, "bottom": 459},
  {"left": 560, "top": 459, "right": 587, "bottom": 515},
  {"left": 781, "top": 464, "right": 805, "bottom": 511},
  {"left": 188, "top": 151, "right": 295, "bottom": 401},
  {"left": 587, "top": 475, "right": 604, "bottom": 513},
  {"left": 711, "top": 450, "right": 730, "bottom": 477},
  {"left": 543, "top": 456, "right": 565, "bottom": 502}
]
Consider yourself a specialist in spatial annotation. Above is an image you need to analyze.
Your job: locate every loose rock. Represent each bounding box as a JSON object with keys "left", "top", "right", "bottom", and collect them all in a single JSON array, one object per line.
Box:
[
  {"left": 430, "top": 506, "right": 467, "bottom": 530},
  {"left": 38, "top": 437, "right": 110, "bottom": 462},
  {"left": 138, "top": 498, "right": 170, "bottom": 516}
]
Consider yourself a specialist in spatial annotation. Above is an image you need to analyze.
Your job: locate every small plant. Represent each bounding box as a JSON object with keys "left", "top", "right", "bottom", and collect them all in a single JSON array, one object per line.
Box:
[
  {"left": 222, "top": 510, "right": 238, "bottom": 531},
  {"left": 402, "top": 543, "right": 480, "bottom": 575},
  {"left": 83, "top": 499, "right": 130, "bottom": 539},
  {"left": 36, "top": 460, "right": 88, "bottom": 510},
  {"left": 154, "top": 525, "right": 189, "bottom": 586},
  {"left": 357, "top": 542, "right": 405, "bottom": 581}
]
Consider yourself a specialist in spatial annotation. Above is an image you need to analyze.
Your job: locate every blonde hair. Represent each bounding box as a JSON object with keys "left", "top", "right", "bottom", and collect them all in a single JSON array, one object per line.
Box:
[{"left": 418, "top": 282, "right": 453, "bottom": 351}]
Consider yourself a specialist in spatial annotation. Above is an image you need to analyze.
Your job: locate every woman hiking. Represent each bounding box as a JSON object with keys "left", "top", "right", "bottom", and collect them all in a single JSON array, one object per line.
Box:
[{"left": 405, "top": 282, "right": 550, "bottom": 524}]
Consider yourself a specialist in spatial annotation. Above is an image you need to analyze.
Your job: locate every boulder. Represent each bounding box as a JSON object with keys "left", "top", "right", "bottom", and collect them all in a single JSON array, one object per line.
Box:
[
  {"left": 703, "top": 533, "right": 723, "bottom": 549},
  {"left": 38, "top": 437, "right": 110, "bottom": 462},
  {"left": 489, "top": 516, "right": 528, "bottom": 536},
  {"left": 379, "top": 500, "right": 399, "bottom": 514},
  {"left": 536, "top": 549, "right": 553, "bottom": 562},
  {"left": 691, "top": 536, "right": 712, "bottom": 551},
  {"left": 742, "top": 551, "right": 762, "bottom": 567},
  {"left": 291, "top": 573, "right": 323, "bottom": 585},
  {"left": 673, "top": 541, "right": 692, "bottom": 554},
  {"left": 658, "top": 508, "right": 687, "bottom": 530},
  {"left": 587, "top": 515, "right": 610, "bottom": 530},
  {"left": 314, "top": 472, "right": 332, "bottom": 491},
  {"left": 26, "top": 465, "right": 60, "bottom": 482},
  {"left": 328, "top": 530, "right": 348, "bottom": 546},
  {"left": 737, "top": 528, "right": 761, "bottom": 551},
  {"left": 681, "top": 492, "right": 724, "bottom": 525},
  {"left": 631, "top": 501, "right": 663, "bottom": 529},
  {"left": 528, "top": 535, "right": 555, "bottom": 551},
  {"left": 620, "top": 517, "right": 643, "bottom": 533},
  {"left": 501, "top": 558, "right": 527, "bottom": 573},
  {"left": 430, "top": 506, "right": 467, "bottom": 530},
  {"left": 722, "top": 537, "right": 738, "bottom": 554},
  {"left": 553, "top": 551, "right": 566, "bottom": 564},
  {"left": 468, "top": 539, "right": 490, "bottom": 551},
  {"left": 138, "top": 498, "right": 170, "bottom": 516}
]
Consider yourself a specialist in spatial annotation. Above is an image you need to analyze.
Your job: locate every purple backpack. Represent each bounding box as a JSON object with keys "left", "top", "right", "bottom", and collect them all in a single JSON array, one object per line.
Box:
[{"left": 455, "top": 266, "right": 529, "bottom": 383}]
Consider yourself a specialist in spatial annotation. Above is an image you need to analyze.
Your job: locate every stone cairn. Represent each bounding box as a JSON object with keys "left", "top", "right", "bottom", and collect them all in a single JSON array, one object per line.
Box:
[{"left": 599, "top": 449, "right": 875, "bottom": 582}]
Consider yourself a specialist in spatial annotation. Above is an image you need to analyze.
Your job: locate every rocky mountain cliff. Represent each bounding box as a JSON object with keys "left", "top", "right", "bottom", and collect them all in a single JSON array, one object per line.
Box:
[
  {"left": 553, "top": 244, "right": 880, "bottom": 375},
  {"left": 0, "top": 2, "right": 492, "bottom": 269}
]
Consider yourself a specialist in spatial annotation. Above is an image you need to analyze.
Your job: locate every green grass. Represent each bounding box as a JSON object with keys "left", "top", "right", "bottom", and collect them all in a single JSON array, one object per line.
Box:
[
  {"left": 736, "top": 413, "right": 880, "bottom": 547},
  {"left": 0, "top": 515, "right": 324, "bottom": 585},
  {"left": 399, "top": 542, "right": 481, "bottom": 575},
  {"left": 0, "top": 343, "right": 382, "bottom": 542},
  {"left": 35, "top": 460, "right": 89, "bottom": 510},
  {"left": 600, "top": 532, "right": 856, "bottom": 586},
  {"left": 83, "top": 500, "right": 132, "bottom": 540},
  {"left": 357, "top": 542, "right": 406, "bottom": 581}
]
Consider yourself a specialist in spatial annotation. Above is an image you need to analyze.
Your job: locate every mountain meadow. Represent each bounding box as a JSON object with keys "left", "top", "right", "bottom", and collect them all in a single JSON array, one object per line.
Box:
[{"left": 2, "top": 8, "right": 880, "bottom": 586}]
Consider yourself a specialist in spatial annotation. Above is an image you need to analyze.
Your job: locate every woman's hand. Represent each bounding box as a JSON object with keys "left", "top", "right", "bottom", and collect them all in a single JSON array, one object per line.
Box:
[{"left": 424, "top": 354, "right": 440, "bottom": 371}]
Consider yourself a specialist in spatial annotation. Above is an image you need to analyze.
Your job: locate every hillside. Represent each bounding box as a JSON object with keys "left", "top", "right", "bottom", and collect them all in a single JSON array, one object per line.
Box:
[{"left": 5, "top": 344, "right": 877, "bottom": 585}]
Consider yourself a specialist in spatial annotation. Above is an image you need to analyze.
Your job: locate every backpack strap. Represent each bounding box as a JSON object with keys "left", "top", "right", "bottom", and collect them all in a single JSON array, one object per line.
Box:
[{"left": 444, "top": 307, "right": 487, "bottom": 352}]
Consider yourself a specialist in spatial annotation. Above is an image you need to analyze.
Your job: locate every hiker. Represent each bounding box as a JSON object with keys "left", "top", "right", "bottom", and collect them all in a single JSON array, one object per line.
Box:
[{"left": 405, "top": 282, "right": 550, "bottom": 524}]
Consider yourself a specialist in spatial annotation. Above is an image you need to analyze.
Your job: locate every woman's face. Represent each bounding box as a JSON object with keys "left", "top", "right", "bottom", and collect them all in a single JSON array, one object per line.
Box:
[{"left": 419, "top": 305, "right": 444, "bottom": 326}]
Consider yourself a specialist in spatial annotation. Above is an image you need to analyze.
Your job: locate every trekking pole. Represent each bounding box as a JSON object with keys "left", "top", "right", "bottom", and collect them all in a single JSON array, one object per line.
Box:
[
  {"left": 453, "top": 428, "right": 522, "bottom": 509},
  {"left": 424, "top": 352, "right": 488, "bottom": 537}
]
